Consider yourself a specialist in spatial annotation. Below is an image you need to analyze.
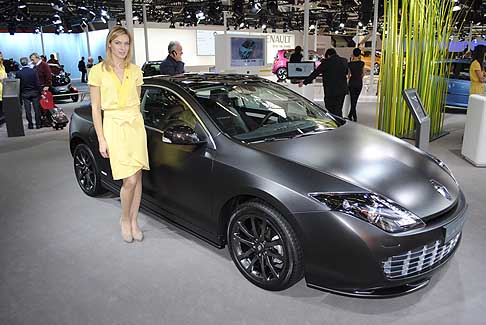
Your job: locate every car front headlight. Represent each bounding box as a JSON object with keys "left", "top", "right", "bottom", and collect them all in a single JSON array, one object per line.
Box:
[{"left": 309, "top": 192, "right": 425, "bottom": 233}]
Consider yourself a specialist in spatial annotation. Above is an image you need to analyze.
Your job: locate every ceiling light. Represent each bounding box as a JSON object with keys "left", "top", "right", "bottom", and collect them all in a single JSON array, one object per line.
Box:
[
  {"left": 452, "top": 5, "right": 461, "bottom": 11},
  {"left": 17, "top": 1, "right": 26, "bottom": 9},
  {"left": 358, "top": 21, "right": 363, "bottom": 27},
  {"left": 240, "top": 22, "right": 245, "bottom": 28}
]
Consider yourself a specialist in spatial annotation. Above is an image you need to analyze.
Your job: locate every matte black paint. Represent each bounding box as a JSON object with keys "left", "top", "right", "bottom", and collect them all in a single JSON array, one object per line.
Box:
[{"left": 69, "top": 74, "right": 467, "bottom": 297}]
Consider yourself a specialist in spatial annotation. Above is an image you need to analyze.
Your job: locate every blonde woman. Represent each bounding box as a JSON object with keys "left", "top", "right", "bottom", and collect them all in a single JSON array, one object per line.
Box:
[
  {"left": 0, "top": 53, "right": 8, "bottom": 119},
  {"left": 88, "top": 27, "right": 150, "bottom": 243}
]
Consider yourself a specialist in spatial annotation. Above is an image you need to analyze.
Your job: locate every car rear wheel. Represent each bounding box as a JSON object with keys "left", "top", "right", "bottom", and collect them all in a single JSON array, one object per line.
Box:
[
  {"left": 73, "top": 144, "right": 105, "bottom": 197},
  {"left": 227, "top": 201, "right": 304, "bottom": 291},
  {"left": 276, "top": 67, "right": 287, "bottom": 81}
]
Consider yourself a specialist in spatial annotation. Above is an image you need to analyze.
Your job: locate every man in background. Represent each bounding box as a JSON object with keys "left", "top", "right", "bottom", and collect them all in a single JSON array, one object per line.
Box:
[
  {"left": 30, "top": 52, "right": 52, "bottom": 92},
  {"left": 159, "top": 41, "right": 185, "bottom": 76},
  {"left": 16, "top": 57, "right": 41, "bottom": 129},
  {"left": 299, "top": 48, "right": 348, "bottom": 117},
  {"left": 78, "top": 56, "right": 87, "bottom": 83}
]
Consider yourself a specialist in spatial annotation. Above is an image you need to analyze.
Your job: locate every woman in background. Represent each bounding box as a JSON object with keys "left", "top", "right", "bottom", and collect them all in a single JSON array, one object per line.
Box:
[
  {"left": 0, "top": 53, "right": 8, "bottom": 124},
  {"left": 470, "top": 45, "right": 485, "bottom": 95},
  {"left": 89, "top": 27, "right": 150, "bottom": 243},
  {"left": 347, "top": 48, "right": 364, "bottom": 122},
  {"left": 289, "top": 46, "right": 303, "bottom": 63}
]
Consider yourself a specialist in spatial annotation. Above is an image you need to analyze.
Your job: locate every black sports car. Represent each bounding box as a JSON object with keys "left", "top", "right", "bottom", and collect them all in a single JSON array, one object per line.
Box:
[{"left": 69, "top": 74, "right": 467, "bottom": 297}]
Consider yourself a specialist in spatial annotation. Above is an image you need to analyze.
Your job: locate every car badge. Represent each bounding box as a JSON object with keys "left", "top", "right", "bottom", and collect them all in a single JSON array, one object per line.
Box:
[{"left": 430, "top": 180, "right": 452, "bottom": 201}]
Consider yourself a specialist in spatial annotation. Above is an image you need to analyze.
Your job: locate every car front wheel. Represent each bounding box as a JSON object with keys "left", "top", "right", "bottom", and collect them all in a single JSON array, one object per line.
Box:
[
  {"left": 276, "top": 67, "right": 287, "bottom": 81},
  {"left": 73, "top": 143, "right": 105, "bottom": 197},
  {"left": 227, "top": 201, "right": 304, "bottom": 291}
]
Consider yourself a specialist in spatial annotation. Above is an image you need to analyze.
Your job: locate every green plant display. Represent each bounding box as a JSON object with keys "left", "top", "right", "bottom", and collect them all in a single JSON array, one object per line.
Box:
[{"left": 377, "top": 0, "right": 457, "bottom": 138}]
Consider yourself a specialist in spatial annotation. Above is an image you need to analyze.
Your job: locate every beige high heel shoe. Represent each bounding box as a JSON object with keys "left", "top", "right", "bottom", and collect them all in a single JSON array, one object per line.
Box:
[
  {"left": 132, "top": 225, "right": 144, "bottom": 242},
  {"left": 120, "top": 217, "right": 133, "bottom": 243}
]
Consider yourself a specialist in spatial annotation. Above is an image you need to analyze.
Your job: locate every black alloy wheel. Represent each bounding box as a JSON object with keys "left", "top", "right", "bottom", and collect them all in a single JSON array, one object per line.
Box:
[
  {"left": 73, "top": 144, "right": 105, "bottom": 197},
  {"left": 276, "top": 67, "right": 287, "bottom": 81},
  {"left": 228, "top": 201, "right": 304, "bottom": 291}
]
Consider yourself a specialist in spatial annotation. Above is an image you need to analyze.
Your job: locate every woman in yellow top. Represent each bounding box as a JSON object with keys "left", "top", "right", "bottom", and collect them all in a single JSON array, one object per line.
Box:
[
  {"left": 470, "top": 45, "right": 485, "bottom": 95},
  {"left": 89, "top": 27, "right": 150, "bottom": 243},
  {"left": 0, "top": 52, "right": 8, "bottom": 119}
]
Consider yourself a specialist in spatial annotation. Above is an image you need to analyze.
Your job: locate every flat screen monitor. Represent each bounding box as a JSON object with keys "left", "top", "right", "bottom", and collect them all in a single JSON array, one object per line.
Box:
[
  {"left": 403, "top": 89, "right": 427, "bottom": 122},
  {"left": 230, "top": 37, "right": 265, "bottom": 67},
  {"left": 287, "top": 62, "right": 316, "bottom": 79},
  {"left": 2, "top": 79, "right": 20, "bottom": 98}
]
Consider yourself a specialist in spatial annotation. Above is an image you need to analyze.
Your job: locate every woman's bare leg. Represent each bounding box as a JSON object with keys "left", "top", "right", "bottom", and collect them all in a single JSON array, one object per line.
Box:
[
  {"left": 120, "top": 173, "right": 138, "bottom": 242},
  {"left": 129, "top": 170, "right": 143, "bottom": 240}
]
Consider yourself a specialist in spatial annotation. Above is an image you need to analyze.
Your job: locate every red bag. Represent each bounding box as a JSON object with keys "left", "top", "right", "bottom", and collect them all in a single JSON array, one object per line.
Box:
[{"left": 40, "top": 90, "right": 56, "bottom": 111}]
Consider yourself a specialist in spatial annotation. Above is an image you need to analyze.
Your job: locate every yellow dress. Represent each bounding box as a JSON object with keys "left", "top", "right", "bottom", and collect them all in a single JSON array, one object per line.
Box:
[
  {"left": 0, "top": 64, "right": 6, "bottom": 102},
  {"left": 88, "top": 63, "right": 150, "bottom": 180},
  {"left": 470, "top": 60, "right": 484, "bottom": 95}
]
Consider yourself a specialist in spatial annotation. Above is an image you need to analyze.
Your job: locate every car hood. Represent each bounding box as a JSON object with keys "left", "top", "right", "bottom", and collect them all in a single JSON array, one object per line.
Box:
[{"left": 250, "top": 122, "right": 459, "bottom": 218}]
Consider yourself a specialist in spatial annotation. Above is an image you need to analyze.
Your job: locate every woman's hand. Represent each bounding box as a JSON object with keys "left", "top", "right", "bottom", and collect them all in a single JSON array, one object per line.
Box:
[{"left": 99, "top": 139, "right": 109, "bottom": 158}]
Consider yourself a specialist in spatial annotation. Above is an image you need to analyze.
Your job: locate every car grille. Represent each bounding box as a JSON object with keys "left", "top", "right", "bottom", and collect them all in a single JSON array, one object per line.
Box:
[{"left": 382, "top": 233, "right": 460, "bottom": 279}]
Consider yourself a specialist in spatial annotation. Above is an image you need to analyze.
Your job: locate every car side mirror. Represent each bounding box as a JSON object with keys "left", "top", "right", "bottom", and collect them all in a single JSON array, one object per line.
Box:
[{"left": 162, "top": 125, "right": 207, "bottom": 146}]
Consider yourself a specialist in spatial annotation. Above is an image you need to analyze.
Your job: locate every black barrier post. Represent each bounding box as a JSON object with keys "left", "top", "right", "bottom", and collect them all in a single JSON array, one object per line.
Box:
[
  {"left": 2, "top": 79, "right": 25, "bottom": 137},
  {"left": 402, "top": 88, "right": 430, "bottom": 151}
]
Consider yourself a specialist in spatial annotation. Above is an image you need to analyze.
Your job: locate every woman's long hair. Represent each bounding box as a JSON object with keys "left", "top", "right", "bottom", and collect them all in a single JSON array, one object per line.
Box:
[
  {"left": 103, "top": 26, "right": 133, "bottom": 71},
  {"left": 472, "top": 45, "right": 485, "bottom": 70}
]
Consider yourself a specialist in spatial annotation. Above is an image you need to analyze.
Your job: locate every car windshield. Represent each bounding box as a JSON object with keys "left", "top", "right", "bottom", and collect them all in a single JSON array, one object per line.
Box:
[{"left": 192, "top": 81, "right": 339, "bottom": 142}]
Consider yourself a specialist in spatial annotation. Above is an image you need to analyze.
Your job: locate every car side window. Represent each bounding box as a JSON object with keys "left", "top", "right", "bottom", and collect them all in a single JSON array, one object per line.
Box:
[{"left": 140, "top": 87, "right": 197, "bottom": 132}]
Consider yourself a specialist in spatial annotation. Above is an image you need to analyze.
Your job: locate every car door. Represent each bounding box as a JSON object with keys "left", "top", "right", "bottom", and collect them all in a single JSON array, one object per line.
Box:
[
  {"left": 140, "top": 85, "right": 216, "bottom": 235},
  {"left": 446, "top": 62, "right": 470, "bottom": 108}
]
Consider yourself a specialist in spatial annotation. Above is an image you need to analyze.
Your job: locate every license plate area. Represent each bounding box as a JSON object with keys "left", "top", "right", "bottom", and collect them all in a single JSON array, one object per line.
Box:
[{"left": 443, "top": 216, "right": 465, "bottom": 243}]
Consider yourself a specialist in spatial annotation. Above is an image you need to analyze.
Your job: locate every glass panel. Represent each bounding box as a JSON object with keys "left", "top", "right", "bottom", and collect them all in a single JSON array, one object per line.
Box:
[
  {"left": 141, "top": 87, "right": 197, "bottom": 131},
  {"left": 192, "top": 81, "right": 339, "bottom": 142}
]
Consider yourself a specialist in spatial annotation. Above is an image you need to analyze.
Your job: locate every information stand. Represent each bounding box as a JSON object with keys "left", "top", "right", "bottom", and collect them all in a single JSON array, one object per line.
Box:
[
  {"left": 2, "top": 79, "right": 24, "bottom": 137},
  {"left": 461, "top": 94, "right": 486, "bottom": 167},
  {"left": 402, "top": 88, "right": 430, "bottom": 151}
]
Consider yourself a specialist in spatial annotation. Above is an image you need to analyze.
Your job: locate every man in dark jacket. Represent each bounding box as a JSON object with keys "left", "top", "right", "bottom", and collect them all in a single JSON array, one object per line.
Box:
[
  {"left": 78, "top": 57, "right": 87, "bottom": 82},
  {"left": 299, "top": 48, "right": 348, "bottom": 117},
  {"left": 30, "top": 52, "right": 52, "bottom": 92},
  {"left": 159, "top": 41, "right": 185, "bottom": 76},
  {"left": 16, "top": 57, "right": 41, "bottom": 129}
]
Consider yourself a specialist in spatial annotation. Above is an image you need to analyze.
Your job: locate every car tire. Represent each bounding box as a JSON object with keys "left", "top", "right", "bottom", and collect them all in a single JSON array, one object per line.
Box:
[
  {"left": 227, "top": 200, "right": 304, "bottom": 291},
  {"left": 73, "top": 143, "right": 105, "bottom": 197},
  {"left": 374, "top": 63, "right": 380, "bottom": 75},
  {"left": 276, "top": 68, "right": 287, "bottom": 81}
]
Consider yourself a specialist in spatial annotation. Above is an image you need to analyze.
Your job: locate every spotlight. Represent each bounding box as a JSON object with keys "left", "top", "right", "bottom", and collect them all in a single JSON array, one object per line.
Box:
[
  {"left": 17, "top": 1, "right": 26, "bottom": 9},
  {"left": 452, "top": 5, "right": 461, "bottom": 11},
  {"left": 339, "top": 22, "right": 345, "bottom": 28},
  {"left": 133, "top": 16, "right": 139, "bottom": 21},
  {"left": 34, "top": 27, "right": 40, "bottom": 34},
  {"left": 239, "top": 22, "right": 245, "bottom": 28},
  {"left": 358, "top": 21, "right": 363, "bottom": 27}
]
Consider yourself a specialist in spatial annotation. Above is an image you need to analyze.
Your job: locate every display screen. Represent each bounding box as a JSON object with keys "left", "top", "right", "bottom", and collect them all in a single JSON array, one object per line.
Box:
[
  {"left": 287, "top": 62, "right": 316, "bottom": 78},
  {"left": 2, "top": 79, "right": 20, "bottom": 98},
  {"left": 230, "top": 37, "right": 265, "bottom": 67},
  {"left": 403, "top": 89, "right": 427, "bottom": 122}
]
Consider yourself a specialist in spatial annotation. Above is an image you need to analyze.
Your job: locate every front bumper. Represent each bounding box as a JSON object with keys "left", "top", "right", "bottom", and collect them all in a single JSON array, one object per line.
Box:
[{"left": 295, "top": 190, "right": 467, "bottom": 298}]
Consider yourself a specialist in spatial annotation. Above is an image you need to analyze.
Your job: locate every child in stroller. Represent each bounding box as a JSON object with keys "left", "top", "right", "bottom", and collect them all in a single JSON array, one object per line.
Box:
[{"left": 39, "top": 90, "right": 69, "bottom": 130}]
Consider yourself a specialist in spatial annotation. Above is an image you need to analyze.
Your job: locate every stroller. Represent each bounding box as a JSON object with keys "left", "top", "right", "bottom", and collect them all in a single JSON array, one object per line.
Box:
[{"left": 39, "top": 90, "right": 69, "bottom": 130}]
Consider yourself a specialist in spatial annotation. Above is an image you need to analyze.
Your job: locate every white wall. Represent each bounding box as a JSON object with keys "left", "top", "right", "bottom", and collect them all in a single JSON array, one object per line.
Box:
[{"left": 133, "top": 24, "right": 295, "bottom": 69}]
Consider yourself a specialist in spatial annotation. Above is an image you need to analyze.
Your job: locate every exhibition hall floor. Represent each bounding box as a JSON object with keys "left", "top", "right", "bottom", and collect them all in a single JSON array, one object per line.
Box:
[{"left": 1, "top": 94, "right": 485, "bottom": 324}]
